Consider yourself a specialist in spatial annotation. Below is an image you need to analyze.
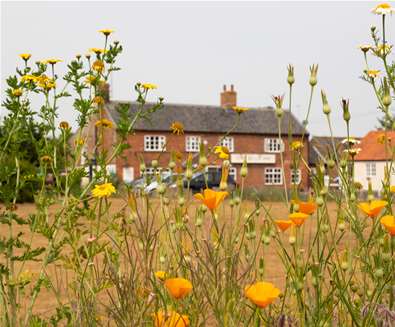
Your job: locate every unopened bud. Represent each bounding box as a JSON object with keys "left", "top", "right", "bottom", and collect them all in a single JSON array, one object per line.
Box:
[{"left": 151, "top": 160, "right": 158, "bottom": 168}]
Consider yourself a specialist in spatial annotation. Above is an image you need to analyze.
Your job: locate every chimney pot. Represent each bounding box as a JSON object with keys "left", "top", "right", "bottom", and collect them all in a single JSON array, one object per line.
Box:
[{"left": 220, "top": 84, "right": 237, "bottom": 108}]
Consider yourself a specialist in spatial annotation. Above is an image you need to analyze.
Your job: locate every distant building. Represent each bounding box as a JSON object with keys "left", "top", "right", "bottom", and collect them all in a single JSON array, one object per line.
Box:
[
  {"left": 80, "top": 84, "right": 310, "bottom": 189},
  {"left": 354, "top": 130, "right": 395, "bottom": 191}
]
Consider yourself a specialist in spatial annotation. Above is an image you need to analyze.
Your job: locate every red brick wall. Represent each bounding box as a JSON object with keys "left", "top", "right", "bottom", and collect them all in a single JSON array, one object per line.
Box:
[{"left": 82, "top": 109, "right": 310, "bottom": 190}]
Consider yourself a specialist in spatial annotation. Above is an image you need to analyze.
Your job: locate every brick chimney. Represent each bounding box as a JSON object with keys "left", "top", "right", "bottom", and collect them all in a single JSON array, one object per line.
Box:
[
  {"left": 220, "top": 84, "right": 237, "bottom": 108},
  {"left": 98, "top": 82, "right": 110, "bottom": 102}
]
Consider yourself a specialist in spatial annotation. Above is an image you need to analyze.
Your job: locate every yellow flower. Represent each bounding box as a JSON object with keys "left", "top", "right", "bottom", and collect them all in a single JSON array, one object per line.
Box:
[
  {"left": 374, "top": 44, "right": 392, "bottom": 56},
  {"left": 153, "top": 310, "right": 190, "bottom": 327},
  {"left": 390, "top": 186, "right": 395, "bottom": 193},
  {"left": 290, "top": 141, "right": 304, "bottom": 151},
  {"left": 164, "top": 278, "right": 193, "bottom": 299},
  {"left": 289, "top": 212, "right": 309, "bottom": 227},
  {"left": 21, "top": 75, "right": 38, "bottom": 83},
  {"left": 214, "top": 146, "right": 230, "bottom": 160},
  {"left": 99, "top": 29, "right": 114, "bottom": 36},
  {"left": 343, "top": 148, "right": 361, "bottom": 157},
  {"left": 231, "top": 106, "right": 249, "bottom": 114},
  {"left": 380, "top": 215, "right": 395, "bottom": 236},
  {"left": 274, "top": 220, "right": 293, "bottom": 232},
  {"left": 377, "top": 133, "right": 391, "bottom": 144},
  {"left": 85, "top": 75, "right": 97, "bottom": 85},
  {"left": 170, "top": 121, "right": 184, "bottom": 135},
  {"left": 245, "top": 281, "right": 280, "bottom": 308},
  {"left": 142, "top": 83, "right": 157, "bottom": 90},
  {"left": 371, "top": 3, "right": 394, "bottom": 15},
  {"left": 59, "top": 121, "right": 70, "bottom": 129},
  {"left": 95, "top": 119, "right": 113, "bottom": 128},
  {"left": 11, "top": 88, "right": 23, "bottom": 97},
  {"left": 359, "top": 45, "right": 372, "bottom": 53},
  {"left": 19, "top": 53, "right": 31, "bottom": 61},
  {"left": 155, "top": 271, "right": 167, "bottom": 281},
  {"left": 341, "top": 137, "right": 360, "bottom": 145},
  {"left": 92, "top": 60, "right": 105, "bottom": 73},
  {"left": 41, "top": 155, "right": 52, "bottom": 163},
  {"left": 36, "top": 75, "right": 56, "bottom": 91},
  {"left": 366, "top": 70, "right": 380, "bottom": 78},
  {"left": 358, "top": 200, "right": 388, "bottom": 218},
  {"left": 42, "top": 58, "right": 62, "bottom": 65},
  {"left": 89, "top": 48, "right": 107, "bottom": 55},
  {"left": 194, "top": 188, "right": 228, "bottom": 211},
  {"left": 93, "top": 95, "right": 105, "bottom": 106},
  {"left": 92, "top": 182, "right": 116, "bottom": 198}
]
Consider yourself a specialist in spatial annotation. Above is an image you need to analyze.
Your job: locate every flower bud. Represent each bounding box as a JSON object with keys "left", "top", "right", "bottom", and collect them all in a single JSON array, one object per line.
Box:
[
  {"left": 157, "top": 183, "right": 166, "bottom": 195},
  {"left": 168, "top": 160, "right": 176, "bottom": 170},
  {"left": 151, "top": 160, "right": 159, "bottom": 168},
  {"left": 178, "top": 197, "right": 185, "bottom": 206},
  {"left": 327, "top": 159, "right": 335, "bottom": 169},
  {"left": 383, "top": 95, "right": 392, "bottom": 107},
  {"left": 316, "top": 196, "right": 324, "bottom": 207},
  {"left": 287, "top": 64, "right": 295, "bottom": 86},
  {"left": 374, "top": 268, "right": 384, "bottom": 278},
  {"left": 321, "top": 90, "right": 331, "bottom": 115},
  {"left": 289, "top": 236, "right": 296, "bottom": 245},
  {"left": 341, "top": 98, "right": 351, "bottom": 122},
  {"left": 241, "top": 158, "right": 248, "bottom": 178},
  {"left": 309, "top": 64, "right": 318, "bottom": 87},
  {"left": 185, "top": 169, "right": 193, "bottom": 180},
  {"left": 199, "top": 156, "right": 208, "bottom": 167},
  {"left": 275, "top": 107, "right": 284, "bottom": 119}
]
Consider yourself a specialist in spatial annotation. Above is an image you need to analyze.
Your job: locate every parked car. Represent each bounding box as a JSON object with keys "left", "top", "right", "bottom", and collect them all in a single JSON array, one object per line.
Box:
[{"left": 184, "top": 170, "right": 236, "bottom": 193}]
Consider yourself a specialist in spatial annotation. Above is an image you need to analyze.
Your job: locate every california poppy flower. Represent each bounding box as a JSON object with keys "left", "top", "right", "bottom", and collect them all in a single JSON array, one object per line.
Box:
[
  {"left": 289, "top": 212, "right": 309, "bottom": 227},
  {"left": 358, "top": 200, "right": 388, "bottom": 218},
  {"left": 153, "top": 310, "right": 190, "bottom": 327},
  {"left": 194, "top": 189, "right": 228, "bottom": 211},
  {"left": 274, "top": 220, "right": 293, "bottom": 232},
  {"left": 164, "top": 278, "right": 192, "bottom": 299},
  {"left": 245, "top": 281, "right": 280, "bottom": 308},
  {"left": 296, "top": 200, "right": 317, "bottom": 215},
  {"left": 380, "top": 215, "right": 395, "bottom": 236}
]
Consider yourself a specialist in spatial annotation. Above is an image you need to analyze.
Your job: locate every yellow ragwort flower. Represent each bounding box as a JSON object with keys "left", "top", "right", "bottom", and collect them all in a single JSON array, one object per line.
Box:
[
  {"left": 155, "top": 271, "right": 167, "bottom": 281},
  {"left": 142, "top": 83, "right": 157, "bottom": 90},
  {"left": 214, "top": 146, "right": 230, "bottom": 160},
  {"left": 245, "top": 281, "right": 281, "bottom": 308},
  {"left": 153, "top": 310, "right": 190, "bottom": 327},
  {"left": 358, "top": 200, "right": 388, "bottom": 218},
  {"left": 19, "top": 53, "right": 31, "bottom": 61},
  {"left": 371, "top": 3, "right": 394, "bottom": 15},
  {"left": 11, "top": 88, "right": 23, "bottom": 97},
  {"left": 380, "top": 215, "right": 395, "bottom": 236},
  {"left": 99, "top": 29, "right": 115, "bottom": 36},
  {"left": 289, "top": 212, "right": 309, "bottom": 227},
  {"left": 194, "top": 188, "right": 228, "bottom": 211},
  {"left": 21, "top": 75, "right": 38, "bottom": 83},
  {"left": 92, "top": 60, "right": 105, "bottom": 73},
  {"left": 95, "top": 118, "right": 113, "bottom": 128},
  {"left": 290, "top": 141, "right": 304, "bottom": 151},
  {"left": 359, "top": 45, "right": 372, "bottom": 53},
  {"left": 170, "top": 121, "right": 184, "bottom": 135},
  {"left": 374, "top": 44, "right": 392, "bottom": 56},
  {"left": 42, "top": 58, "right": 62, "bottom": 65},
  {"left": 274, "top": 220, "right": 293, "bottom": 232},
  {"left": 93, "top": 95, "right": 105, "bottom": 106},
  {"left": 59, "top": 121, "right": 70, "bottom": 129},
  {"left": 390, "top": 185, "right": 395, "bottom": 193},
  {"left": 89, "top": 48, "right": 107, "bottom": 55},
  {"left": 85, "top": 75, "right": 97, "bottom": 85},
  {"left": 164, "top": 278, "right": 193, "bottom": 300},
  {"left": 366, "top": 70, "right": 380, "bottom": 78},
  {"left": 36, "top": 75, "right": 56, "bottom": 91},
  {"left": 92, "top": 182, "right": 116, "bottom": 198},
  {"left": 231, "top": 106, "right": 249, "bottom": 114}
]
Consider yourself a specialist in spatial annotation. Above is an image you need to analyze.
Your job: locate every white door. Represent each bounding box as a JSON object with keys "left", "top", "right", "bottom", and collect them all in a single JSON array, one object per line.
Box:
[{"left": 123, "top": 167, "right": 134, "bottom": 183}]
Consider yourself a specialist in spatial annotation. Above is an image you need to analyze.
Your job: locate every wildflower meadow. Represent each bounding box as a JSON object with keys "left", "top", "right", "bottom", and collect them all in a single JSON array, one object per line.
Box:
[{"left": 3, "top": 3, "right": 395, "bottom": 327}]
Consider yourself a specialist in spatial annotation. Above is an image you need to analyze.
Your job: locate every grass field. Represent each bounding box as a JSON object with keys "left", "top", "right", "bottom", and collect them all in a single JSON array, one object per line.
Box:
[{"left": 0, "top": 198, "right": 343, "bottom": 319}]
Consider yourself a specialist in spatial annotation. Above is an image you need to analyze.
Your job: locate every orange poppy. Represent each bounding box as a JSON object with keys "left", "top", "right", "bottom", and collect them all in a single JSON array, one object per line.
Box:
[
  {"left": 153, "top": 310, "right": 190, "bottom": 327},
  {"left": 289, "top": 212, "right": 309, "bottom": 227},
  {"left": 274, "top": 220, "right": 293, "bottom": 232},
  {"left": 245, "top": 281, "right": 280, "bottom": 308},
  {"left": 358, "top": 200, "right": 388, "bottom": 218},
  {"left": 164, "top": 278, "right": 193, "bottom": 300},
  {"left": 296, "top": 200, "right": 317, "bottom": 215},
  {"left": 380, "top": 215, "right": 395, "bottom": 236},
  {"left": 194, "top": 189, "right": 228, "bottom": 211}
]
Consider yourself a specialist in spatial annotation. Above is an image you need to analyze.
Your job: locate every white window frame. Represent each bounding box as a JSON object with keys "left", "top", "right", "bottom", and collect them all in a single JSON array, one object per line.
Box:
[
  {"left": 264, "top": 138, "right": 284, "bottom": 153},
  {"left": 291, "top": 169, "right": 301, "bottom": 185},
  {"left": 366, "top": 162, "right": 377, "bottom": 177},
  {"left": 144, "top": 167, "right": 170, "bottom": 177},
  {"left": 229, "top": 167, "right": 237, "bottom": 181},
  {"left": 185, "top": 136, "right": 201, "bottom": 152},
  {"left": 106, "top": 164, "right": 117, "bottom": 176},
  {"left": 123, "top": 167, "right": 134, "bottom": 183},
  {"left": 220, "top": 136, "right": 234, "bottom": 152},
  {"left": 144, "top": 135, "right": 166, "bottom": 152},
  {"left": 264, "top": 167, "right": 283, "bottom": 185}
]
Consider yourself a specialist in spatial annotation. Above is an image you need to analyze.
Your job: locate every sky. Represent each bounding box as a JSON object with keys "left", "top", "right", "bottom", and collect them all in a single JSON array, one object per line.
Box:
[{"left": 1, "top": 1, "right": 394, "bottom": 137}]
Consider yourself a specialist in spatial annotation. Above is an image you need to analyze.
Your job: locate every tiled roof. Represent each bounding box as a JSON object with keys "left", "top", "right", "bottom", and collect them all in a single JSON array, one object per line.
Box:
[
  {"left": 105, "top": 101, "right": 307, "bottom": 136},
  {"left": 309, "top": 136, "right": 348, "bottom": 165},
  {"left": 355, "top": 130, "right": 395, "bottom": 161}
]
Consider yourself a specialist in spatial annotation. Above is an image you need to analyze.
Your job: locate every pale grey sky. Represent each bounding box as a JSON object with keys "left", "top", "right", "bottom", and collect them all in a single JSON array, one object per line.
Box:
[{"left": 1, "top": 1, "right": 394, "bottom": 137}]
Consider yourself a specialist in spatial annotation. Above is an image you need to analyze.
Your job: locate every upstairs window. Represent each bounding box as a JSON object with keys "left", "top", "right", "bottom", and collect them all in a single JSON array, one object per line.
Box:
[
  {"left": 366, "top": 162, "right": 376, "bottom": 177},
  {"left": 264, "top": 138, "right": 284, "bottom": 153},
  {"left": 144, "top": 135, "right": 166, "bottom": 152},
  {"left": 220, "top": 136, "right": 234, "bottom": 152},
  {"left": 186, "top": 136, "right": 201, "bottom": 152}
]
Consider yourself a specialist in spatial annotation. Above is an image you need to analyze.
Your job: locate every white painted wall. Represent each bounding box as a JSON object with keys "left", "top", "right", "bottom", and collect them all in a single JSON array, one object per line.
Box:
[{"left": 354, "top": 161, "right": 395, "bottom": 191}]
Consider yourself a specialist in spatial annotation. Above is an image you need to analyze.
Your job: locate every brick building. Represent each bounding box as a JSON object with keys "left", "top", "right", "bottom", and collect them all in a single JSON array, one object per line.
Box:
[{"left": 81, "top": 85, "right": 309, "bottom": 190}]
